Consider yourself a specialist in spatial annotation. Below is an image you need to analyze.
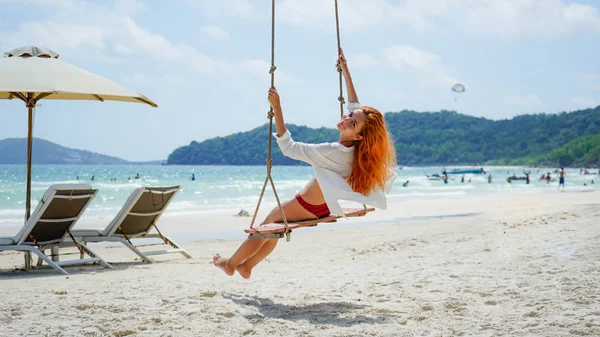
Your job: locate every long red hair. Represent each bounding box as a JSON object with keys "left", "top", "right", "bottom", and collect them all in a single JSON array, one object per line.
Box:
[{"left": 347, "top": 106, "right": 397, "bottom": 195}]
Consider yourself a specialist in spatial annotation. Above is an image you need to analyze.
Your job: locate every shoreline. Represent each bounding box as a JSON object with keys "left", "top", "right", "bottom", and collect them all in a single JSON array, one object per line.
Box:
[{"left": 1, "top": 187, "right": 597, "bottom": 239}]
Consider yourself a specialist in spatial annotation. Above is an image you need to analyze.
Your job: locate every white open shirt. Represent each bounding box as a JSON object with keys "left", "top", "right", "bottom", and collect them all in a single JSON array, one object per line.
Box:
[{"left": 274, "top": 102, "right": 397, "bottom": 217}]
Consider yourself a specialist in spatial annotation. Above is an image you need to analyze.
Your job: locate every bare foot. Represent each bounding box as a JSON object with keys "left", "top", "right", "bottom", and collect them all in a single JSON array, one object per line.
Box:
[
  {"left": 235, "top": 264, "right": 252, "bottom": 279},
  {"left": 213, "top": 254, "right": 234, "bottom": 276}
]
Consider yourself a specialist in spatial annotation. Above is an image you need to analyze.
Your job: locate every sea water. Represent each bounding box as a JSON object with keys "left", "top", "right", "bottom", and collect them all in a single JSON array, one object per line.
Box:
[{"left": 0, "top": 164, "right": 596, "bottom": 228}]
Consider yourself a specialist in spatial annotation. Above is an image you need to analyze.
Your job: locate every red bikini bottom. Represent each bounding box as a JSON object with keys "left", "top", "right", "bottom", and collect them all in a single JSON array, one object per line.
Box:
[{"left": 295, "top": 193, "right": 330, "bottom": 218}]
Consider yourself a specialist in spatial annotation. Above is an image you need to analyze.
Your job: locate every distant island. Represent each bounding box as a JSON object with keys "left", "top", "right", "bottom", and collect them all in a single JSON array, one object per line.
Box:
[
  {"left": 0, "top": 138, "right": 165, "bottom": 165},
  {"left": 168, "top": 106, "right": 600, "bottom": 167}
]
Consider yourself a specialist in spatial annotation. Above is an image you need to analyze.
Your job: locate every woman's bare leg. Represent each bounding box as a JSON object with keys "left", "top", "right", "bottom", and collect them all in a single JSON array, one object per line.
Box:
[
  {"left": 235, "top": 239, "right": 278, "bottom": 279},
  {"left": 213, "top": 197, "right": 315, "bottom": 278},
  {"left": 212, "top": 238, "right": 267, "bottom": 276}
]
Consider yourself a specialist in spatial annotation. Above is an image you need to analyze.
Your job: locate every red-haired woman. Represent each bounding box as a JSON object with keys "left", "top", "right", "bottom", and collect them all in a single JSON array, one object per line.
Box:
[{"left": 214, "top": 49, "right": 397, "bottom": 278}]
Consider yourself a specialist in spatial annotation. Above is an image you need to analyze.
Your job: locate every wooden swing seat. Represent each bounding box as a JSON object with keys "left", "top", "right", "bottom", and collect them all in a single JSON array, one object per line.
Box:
[{"left": 245, "top": 207, "right": 375, "bottom": 236}]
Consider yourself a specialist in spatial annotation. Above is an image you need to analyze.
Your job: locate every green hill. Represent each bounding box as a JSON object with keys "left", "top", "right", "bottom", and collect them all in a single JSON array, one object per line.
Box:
[
  {"left": 0, "top": 138, "right": 129, "bottom": 165},
  {"left": 168, "top": 106, "right": 600, "bottom": 167},
  {"left": 522, "top": 132, "right": 600, "bottom": 167}
]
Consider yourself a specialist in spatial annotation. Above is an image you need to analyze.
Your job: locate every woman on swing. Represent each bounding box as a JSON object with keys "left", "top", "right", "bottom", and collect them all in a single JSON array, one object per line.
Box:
[{"left": 213, "top": 49, "right": 397, "bottom": 278}]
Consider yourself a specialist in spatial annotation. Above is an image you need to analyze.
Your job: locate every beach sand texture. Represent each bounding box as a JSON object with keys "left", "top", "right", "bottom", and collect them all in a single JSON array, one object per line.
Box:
[{"left": 1, "top": 190, "right": 599, "bottom": 337}]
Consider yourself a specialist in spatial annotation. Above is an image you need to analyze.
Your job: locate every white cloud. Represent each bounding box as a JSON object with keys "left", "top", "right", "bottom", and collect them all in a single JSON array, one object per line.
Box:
[
  {"left": 1, "top": 20, "right": 107, "bottom": 51},
  {"left": 278, "top": 0, "right": 391, "bottom": 32},
  {"left": 112, "top": 42, "right": 134, "bottom": 55},
  {"left": 455, "top": 0, "right": 600, "bottom": 38},
  {"left": 0, "top": 1, "right": 229, "bottom": 74},
  {"left": 384, "top": 45, "right": 457, "bottom": 88},
  {"left": 113, "top": 0, "right": 147, "bottom": 16},
  {"left": 201, "top": 25, "right": 230, "bottom": 40},
  {"left": 239, "top": 58, "right": 298, "bottom": 85},
  {"left": 118, "top": 17, "right": 229, "bottom": 73},
  {"left": 564, "top": 3, "right": 600, "bottom": 31},
  {"left": 270, "top": 0, "right": 600, "bottom": 39},
  {"left": 348, "top": 52, "right": 380, "bottom": 69},
  {"left": 182, "top": 0, "right": 255, "bottom": 19},
  {"left": 385, "top": 45, "right": 440, "bottom": 72},
  {"left": 504, "top": 94, "right": 543, "bottom": 108}
]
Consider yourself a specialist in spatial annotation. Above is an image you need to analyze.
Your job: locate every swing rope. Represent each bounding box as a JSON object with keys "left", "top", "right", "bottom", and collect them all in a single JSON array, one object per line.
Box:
[
  {"left": 334, "top": 0, "right": 345, "bottom": 119},
  {"left": 248, "top": 0, "right": 367, "bottom": 240},
  {"left": 249, "top": 0, "right": 291, "bottom": 240},
  {"left": 335, "top": 1, "right": 369, "bottom": 215}
]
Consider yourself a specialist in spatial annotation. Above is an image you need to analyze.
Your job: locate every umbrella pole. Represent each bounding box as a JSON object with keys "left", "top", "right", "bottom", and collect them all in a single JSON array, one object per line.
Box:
[
  {"left": 26, "top": 105, "right": 33, "bottom": 220},
  {"left": 24, "top": 103, "right": 34, "bottom": 269}
]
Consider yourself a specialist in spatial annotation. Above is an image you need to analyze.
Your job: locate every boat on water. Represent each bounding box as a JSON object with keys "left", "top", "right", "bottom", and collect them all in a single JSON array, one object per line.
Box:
[
  {"left": 446, "top": 168, "right": 486, "bottom": 175},
  {"left": 427, "top": 174, "right": 454, "bottom": 181},
  {"left": 428, "top": 174, "right": 443, "bottom": 181}
]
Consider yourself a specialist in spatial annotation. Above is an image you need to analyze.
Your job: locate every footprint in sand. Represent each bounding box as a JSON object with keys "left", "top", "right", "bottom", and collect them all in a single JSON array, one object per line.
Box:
[
  {"left": 200, "top": 291, "right": 218, "bottom": 298},
  {"left": 421, "top": 305, "right": 433, "bottom": 311},
  {"left": 74, "top": 304, "right": 94, "bottom": 311}
]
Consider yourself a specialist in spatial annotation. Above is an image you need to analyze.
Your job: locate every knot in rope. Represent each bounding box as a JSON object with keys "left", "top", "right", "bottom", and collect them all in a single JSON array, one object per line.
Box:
[
  {"left": 338, "top": 96, "right": 346, "bottom": 104},
  {"left": 267, "top": 110, "right": 275, "bottom": 119},
  {"left": 269, "top": 65, "right": 277, "bottom": 74}
]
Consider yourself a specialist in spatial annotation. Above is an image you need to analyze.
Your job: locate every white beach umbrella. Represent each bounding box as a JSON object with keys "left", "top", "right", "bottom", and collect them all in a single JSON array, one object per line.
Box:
[{"left": 0, "top": 46, "right": 157, "bottom": 223}]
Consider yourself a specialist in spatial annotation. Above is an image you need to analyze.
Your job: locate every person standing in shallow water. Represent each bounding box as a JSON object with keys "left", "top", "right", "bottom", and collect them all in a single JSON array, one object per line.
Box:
[
  {"left": 558, "top": 168, "right": 566, "bottom": 191},
  {"left": 212, "top": 49, "right": 397, "bottom": 279}
]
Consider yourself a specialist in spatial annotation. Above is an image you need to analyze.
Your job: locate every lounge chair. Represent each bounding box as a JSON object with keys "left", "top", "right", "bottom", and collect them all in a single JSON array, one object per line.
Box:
[
  {"left": 0, "top": 184, "right": 112, "bottom": 275},
  {"left": 69, "top": 186, "right": 192, "bottom": 263}
]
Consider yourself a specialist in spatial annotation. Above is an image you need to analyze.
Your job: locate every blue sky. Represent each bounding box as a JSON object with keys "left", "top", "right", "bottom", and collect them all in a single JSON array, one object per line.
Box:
[{"left": 1, "top": 0, "right": 599, "bottom": 161}]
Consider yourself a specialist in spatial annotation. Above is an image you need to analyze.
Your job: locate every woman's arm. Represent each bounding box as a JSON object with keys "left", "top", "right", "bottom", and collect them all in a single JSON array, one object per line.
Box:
[
  {"left": 337, "top": 48, "right": 359, "bottom": 104},
  {"left": 268, "top": 87, "right": 286, "bottom": 137},
  {"left": 268, "top": 88, "right": 343, "bottom": 167}
]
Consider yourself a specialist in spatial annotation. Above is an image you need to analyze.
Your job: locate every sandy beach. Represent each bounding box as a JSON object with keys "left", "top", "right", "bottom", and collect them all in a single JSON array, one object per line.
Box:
[{"left": 1, "top": 189, "right": 599, "bottom": 337}]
